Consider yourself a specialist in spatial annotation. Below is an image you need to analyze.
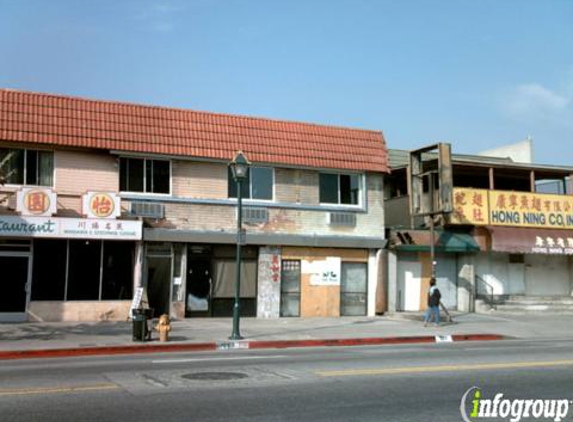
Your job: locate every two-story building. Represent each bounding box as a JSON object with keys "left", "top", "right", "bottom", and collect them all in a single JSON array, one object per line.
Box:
[
  {"left": 0, "top": 89, "right": 389, "bottom": 322},
  {"left": 385, "top": 147, "right": 573, "bottom": 314}
]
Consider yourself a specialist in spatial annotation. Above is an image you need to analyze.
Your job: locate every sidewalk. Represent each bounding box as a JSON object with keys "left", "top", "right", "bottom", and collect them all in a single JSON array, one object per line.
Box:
[{"left": 1, "top": 313, "right": 572, "bottom": 360}]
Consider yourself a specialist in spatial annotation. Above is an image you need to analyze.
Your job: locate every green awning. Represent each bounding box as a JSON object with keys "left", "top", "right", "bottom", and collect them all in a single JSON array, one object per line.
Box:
[{"left": 396, "top": 231, "right": 479, "bottom": 253}]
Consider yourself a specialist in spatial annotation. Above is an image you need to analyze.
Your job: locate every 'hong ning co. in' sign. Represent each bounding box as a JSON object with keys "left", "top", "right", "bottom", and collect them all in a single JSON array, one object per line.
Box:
[{"left": 451, "top": 188, "right": 573, "bottom": 229}]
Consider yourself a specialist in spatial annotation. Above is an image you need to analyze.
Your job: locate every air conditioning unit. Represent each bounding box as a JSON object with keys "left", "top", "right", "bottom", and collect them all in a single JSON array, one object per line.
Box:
[
  {"left": 129, "top": 202, "right": 165, "bottom": 219},
  {"left": 243, "top": 207, "right": 269, "bottom": 224},
  {"left": 328, "top": 212, "right": 357, "bottom": 227}
]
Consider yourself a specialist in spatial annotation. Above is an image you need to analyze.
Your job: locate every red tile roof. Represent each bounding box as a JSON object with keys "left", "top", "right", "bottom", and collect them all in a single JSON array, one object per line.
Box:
[{"left": 0, "top": 89, "right": 388, "bottom": 173}]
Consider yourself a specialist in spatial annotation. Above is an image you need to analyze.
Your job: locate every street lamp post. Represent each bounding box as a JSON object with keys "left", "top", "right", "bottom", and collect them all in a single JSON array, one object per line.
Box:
[{"left": 229, "top": 151, "right": 250, "bottom": 340}]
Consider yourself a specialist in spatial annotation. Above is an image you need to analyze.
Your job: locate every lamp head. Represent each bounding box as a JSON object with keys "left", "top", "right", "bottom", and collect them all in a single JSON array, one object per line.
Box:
[{"left": 229, "top": 151, "right": 251, "bottom": 181}]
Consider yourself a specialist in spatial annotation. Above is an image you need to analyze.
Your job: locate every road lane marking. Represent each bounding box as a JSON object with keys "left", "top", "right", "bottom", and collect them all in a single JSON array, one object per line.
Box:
[
  {"left": 152, "top": 355, "right": 290, "bottom": 364},
  {"left": 316, "top": 359, "right": 573, "bottom": 377},
  {"left": 0, "top": 383, "right": 120, "bottom": 397}
]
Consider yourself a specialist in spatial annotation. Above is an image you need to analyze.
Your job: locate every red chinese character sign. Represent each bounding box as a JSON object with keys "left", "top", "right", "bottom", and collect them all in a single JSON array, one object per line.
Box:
[
  {"left": 16, "top": 188, "right": 57, "bottom": 216},
  {"left": 82, "top": 192, "right": 121, "bottom": 219}
]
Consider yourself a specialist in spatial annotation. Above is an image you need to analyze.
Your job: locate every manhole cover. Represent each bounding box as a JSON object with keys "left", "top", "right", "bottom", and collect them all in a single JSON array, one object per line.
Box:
[{"left": 182, "top": 372, "right": 249, "bottom": 381}]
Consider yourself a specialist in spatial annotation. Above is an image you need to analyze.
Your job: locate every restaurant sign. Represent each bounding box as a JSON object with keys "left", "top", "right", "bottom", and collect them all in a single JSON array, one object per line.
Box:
[
  {"left": 531, "top": 235, "right": 573, "bottom": 255},
  {"left": 451, "top": 188, "right": 573, "bottom": 229},
  {"left": 82, "top": 191, "right": 121, "bottom": 219},
  {"left": 16, "top": 188, "right": 57, "bottom": 217},
  {"left": 0, "top": 216, "right": 142, "bottom": 240}
]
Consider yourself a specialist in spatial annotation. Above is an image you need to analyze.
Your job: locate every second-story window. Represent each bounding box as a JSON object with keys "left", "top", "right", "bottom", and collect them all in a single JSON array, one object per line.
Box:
[
  {"left": 0, "top": 148, "right": 53, "bottom": 186},
  {"left": 120, "top": 157, "right": 170, "bottom": 194},
  {"left": 319, "top": 173, "right": 361, "bottom": 205},
  {"left": 228, "top": 167, "right": 273, "bottom": 200}
]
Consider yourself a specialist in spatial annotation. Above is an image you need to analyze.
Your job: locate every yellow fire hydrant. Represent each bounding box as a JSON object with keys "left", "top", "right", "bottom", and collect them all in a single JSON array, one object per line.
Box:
[{"left": 155, "top": 314, "right": 172, "bottom": 342}]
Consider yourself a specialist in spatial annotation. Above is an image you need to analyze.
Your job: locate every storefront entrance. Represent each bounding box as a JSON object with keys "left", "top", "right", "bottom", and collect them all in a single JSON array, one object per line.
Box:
[
  {"left": 186, "top": 258, "right": 212, "bottom": 316},
  {"left": 0, "top": 255, "right": 30, "bottom": 321},
  {"left": 185, "top": 244, "right": 258, "bottom": 317},
  {"left": 145, "top": 243, "right": 172, "bottom": 318}
]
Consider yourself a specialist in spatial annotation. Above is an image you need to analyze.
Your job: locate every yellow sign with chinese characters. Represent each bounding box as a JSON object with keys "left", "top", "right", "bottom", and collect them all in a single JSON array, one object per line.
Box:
[
  {"left": 450, "top": 188, "right": 490, "bottom": 225},
  {"left": 451, "top": 188, "right": 573, "bottom": 229}
]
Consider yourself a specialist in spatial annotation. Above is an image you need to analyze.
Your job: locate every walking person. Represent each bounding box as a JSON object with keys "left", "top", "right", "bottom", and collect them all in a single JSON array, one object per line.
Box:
[{"left": 424, "top": 277, "right": 441, "bottom": 327}]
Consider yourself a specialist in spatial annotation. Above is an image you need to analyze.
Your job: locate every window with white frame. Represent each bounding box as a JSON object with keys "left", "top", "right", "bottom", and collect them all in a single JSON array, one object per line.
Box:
[
  {"left": 0, "top": 148, "right": 54, "bottom": 186},
  {"left": 120, "top": 157, "right": 170, "bottom": 194},
  {"left": 319, "top": 173, "right": 361, "bottom": 205},
  {"left": 228, "top": 166, "right": 273, "bottom": 200}
]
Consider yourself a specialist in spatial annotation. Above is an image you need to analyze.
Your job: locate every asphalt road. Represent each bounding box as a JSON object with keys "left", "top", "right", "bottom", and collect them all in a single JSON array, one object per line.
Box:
[{"left": 1, "top": 339, "right": 573, "bottom": 422}]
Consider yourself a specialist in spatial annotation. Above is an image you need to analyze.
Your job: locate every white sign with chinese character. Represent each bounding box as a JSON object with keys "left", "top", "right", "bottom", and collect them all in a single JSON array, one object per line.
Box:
[
  {"left": 0, "top": 216, "right": 142, "bottom": 240},
  {"left": 82, "top": 192, "right": 121, "bottom": 219},
  {"left": 532, "top": 235, "right": 573, "bottom": 255},
  {"left": 16, "top": 188, "right": 57, "bottom": 217},
  {"left": 309, "top": 257, "right": 341, "bottom": 286}
]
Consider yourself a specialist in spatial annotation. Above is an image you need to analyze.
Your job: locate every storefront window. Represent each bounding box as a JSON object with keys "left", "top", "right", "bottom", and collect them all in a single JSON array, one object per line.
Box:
[
  {"left": 212, "top": 259, "right": 257, "bottom": 298},
  {"left": 67, "top": 240, "right": 102, "bottom": 300},
  {"left": 31, "top": 239, "right": 67, "bottom": 300},
  {"left": 211, "top": 258, "right": 257, "bottom": 317},
  {"left": 102, "top": 241, "right": 134, "bottom": 300},
  {"left": 31, "top": 239, "right": 134, "bottom": 301}
]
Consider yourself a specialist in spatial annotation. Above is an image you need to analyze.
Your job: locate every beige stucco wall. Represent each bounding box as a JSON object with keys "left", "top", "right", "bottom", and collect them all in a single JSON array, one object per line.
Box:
[
  {"left": 275, "top": 168, "right": 319, "bottom": 205},
  {"left": 172, "top": 161, "right": 227, "bottom": 199},
  {"left": 28, "top": 301, "right": 131, "bottom": 322},
  {"left": 55, "top": 150, "right": 118, "bottom": 194},
  {"left": 53, "top": 150, "right": 118, "bottom": 215}
]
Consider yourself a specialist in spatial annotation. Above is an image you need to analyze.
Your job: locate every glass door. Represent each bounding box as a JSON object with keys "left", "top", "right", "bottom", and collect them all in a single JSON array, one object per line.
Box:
[
  {"left": 186, "top": 258, "right": 212, "bottom": 316},
  {"left": 340, "top": 262, "right": 367, "bottom": 316},
  {"left": 280, "top": 260, "right": 301, "bottom": 317}
]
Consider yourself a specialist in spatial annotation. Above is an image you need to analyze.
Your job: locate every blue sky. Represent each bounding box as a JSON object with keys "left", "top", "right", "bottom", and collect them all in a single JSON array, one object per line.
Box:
[{"left": 1, "top": 0, "right": 572, "bottom": 165}]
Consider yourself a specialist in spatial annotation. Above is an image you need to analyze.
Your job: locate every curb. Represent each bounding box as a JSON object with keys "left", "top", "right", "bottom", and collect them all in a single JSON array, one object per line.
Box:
[{"left": 0, "top": 333, "right": 505, "bottom": 361}]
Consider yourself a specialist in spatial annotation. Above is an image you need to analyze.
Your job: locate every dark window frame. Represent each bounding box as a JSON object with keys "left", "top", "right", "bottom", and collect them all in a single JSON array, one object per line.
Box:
[
  {"left": 120, "top": 157, "right": 171, "bottom": 194},
  {"left": 228, "top": 166, "right": 274, "bottom": 201},
  {"left": 0, "top": 148, "right": 54, "bottom": 186},
  {"left": 319, "top": 172, "right": 362, "bottom": 206}
]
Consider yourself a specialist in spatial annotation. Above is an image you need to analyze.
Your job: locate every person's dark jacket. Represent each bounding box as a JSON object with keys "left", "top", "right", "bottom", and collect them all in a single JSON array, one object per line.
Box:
[{"left": 428, "top": 285, "right": 441, "bottom": 307}]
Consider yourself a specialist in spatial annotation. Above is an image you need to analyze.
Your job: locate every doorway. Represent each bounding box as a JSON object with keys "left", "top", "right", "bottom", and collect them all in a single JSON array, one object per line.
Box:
[
  {"left": 0, "top": 255, "right": 30, "bottom": 321},
  {"left": 146, "top": 257, "right": 171, "bottom": 317},
  {"left": 340, "top": 262, "right": 367, "bottom": 316},
  {"left": 186, "top": 258, "right": 212, "bottom": 317},
  {"left": 280, "top": 260, "right": 301, "bottom": 317}
]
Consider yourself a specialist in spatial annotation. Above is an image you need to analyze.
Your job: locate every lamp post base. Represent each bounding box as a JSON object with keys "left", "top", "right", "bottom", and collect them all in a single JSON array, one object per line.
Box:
[{"left": 229, "top": 334, "right": 244, "bottom": 341}]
